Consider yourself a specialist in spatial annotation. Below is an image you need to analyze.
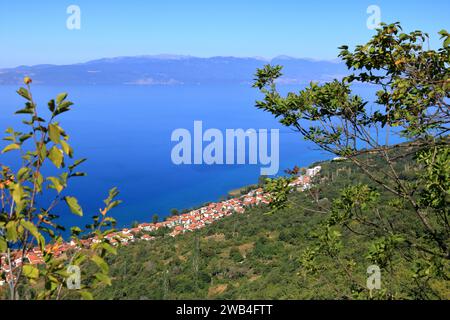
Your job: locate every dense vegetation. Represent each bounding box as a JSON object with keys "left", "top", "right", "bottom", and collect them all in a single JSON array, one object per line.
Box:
[
  {"left": 252, "top": 23, "right": 449, "bottom": 298},
  {"left": 92, "top": 149, "right": 448, "bottom": 299}
]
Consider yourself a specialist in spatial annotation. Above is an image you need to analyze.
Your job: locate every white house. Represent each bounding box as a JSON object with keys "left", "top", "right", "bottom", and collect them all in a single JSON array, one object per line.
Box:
[{"left": 306, "top": 166, "right": 321, "bottom": 177}]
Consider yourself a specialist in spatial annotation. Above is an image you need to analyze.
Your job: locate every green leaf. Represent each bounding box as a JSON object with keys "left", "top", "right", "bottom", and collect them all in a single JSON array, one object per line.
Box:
[
  {"left": 54, "top": 269, "right": 70, "bottom": 278},
  {"left": 65, "top": 196, "right": 83, "bottom": 216},
  {"left": 35, "top": 172, "right": 44, "bottom": 193},
  {"left": 20, "top": 220, "right": 41, "bottom": 242},
  {"left": 47, "top": 177, "right": 64, "bottom": 193},
  {"left": 94, "top": 272, "right": 112, "bottom": 286},
  {"left": 48, "top": 124, "right": 61, "bottom": 144},
  {"left": 104, "top": 187, "right": 119, "bottom": 205},
  {"left": 48, "top": 99, "right": 56, "bottom": 112},
  {"left": 444, "top": 37, "right": 450, "bottom": 48},
  {"left": 17, "top": 87, "right": 32, "bottom": 101},
  {"left": 80, "top": 291, "right": 93, "bottom": 300},
  {"left": 45, "top": 275, "right": 59, "bottom": 291},
  {"left": 0, "top": 237, "right": 7, "bottom": 252},
  {"left": 17, "top": 167, "right": 31, "bottom": 181},
  {"left": 32, "top": 116, "right": 46, "bottom": 123},
  {"left": 106, "top": 200, "right": 122, "bottom": 211},
  {"left": 19, "top": 133, "right": 32, "bottom": 143},
  {"left": 38, "top": 142, "right": 47, "bottom": 162},
  {"left": 23, "top": 264, "right": 39, "bottom": 279},
  {"left": 48, "top": 146, "right": 63, "bottom": 168},
  {"left": 91, "top": 255, "right": 109, "bottom": 273},
  {"left": 15, "top": 107, "right": 34, "bottom": 114},
  {"left": 6, "top": 221, "right": 18, "bottom": 242},
  {"left": 56, "top": 92, "right": 68, "bottom": 105},
  {"left": 73, "top": 254, "right": 87, "bottom": 266},
  {"left": 69, "top": 158, "right": 87, "bottom": 171},
  {"left": 71, "top": 226, "right": 82, "bottom": 236},
  {"left": 438, "top": 29, "right": 448, "bottom": 36},
  {"left": 55, "top": 101, "right": 73, "bottom": 115},
  {"left": 101, "top": 242, "right": 117, "bottom": 255},
  {"left": 11, "top": 183, "right": 24, "bottom": 204},
  {"left": 60, "top": 140, "right": 73, "bottom": 157},
  {"left": 1, "top": 143, "right": 20, "bottom": 153},
  {"left": 60, "top": 172, "right": 68, "bottom": 185},
  {"left": 69, "top": 172, "right": 86, "bottom": 178}
]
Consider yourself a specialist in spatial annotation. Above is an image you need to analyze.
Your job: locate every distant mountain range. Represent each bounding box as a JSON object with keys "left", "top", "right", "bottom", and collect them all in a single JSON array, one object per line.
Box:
[{"left": 0, "top": 55, "right": 347, "bottom": 85}]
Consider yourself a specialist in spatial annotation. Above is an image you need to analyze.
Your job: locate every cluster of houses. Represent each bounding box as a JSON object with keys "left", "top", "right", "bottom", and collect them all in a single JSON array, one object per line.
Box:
[{"left": 0, "top": 166, "right": 321, "bottom": 287}]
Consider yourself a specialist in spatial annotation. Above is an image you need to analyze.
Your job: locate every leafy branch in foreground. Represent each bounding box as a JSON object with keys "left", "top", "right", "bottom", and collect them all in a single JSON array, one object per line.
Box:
[
  {"left": 0, "top": 78, "right": 121, "bottom": 300},
  {"left": 254, "top": 23, "right": 449, "bottom": 299}
]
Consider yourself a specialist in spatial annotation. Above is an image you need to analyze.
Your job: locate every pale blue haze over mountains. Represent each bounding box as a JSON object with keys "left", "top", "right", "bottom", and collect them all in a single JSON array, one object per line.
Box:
[{"left": 0, "top": 55, "right": 347, "bottom": 85}]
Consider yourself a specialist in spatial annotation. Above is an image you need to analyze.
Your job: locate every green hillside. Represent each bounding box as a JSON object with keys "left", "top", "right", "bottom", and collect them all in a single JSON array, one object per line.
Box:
[{"left": 91, "top": 151, "right": 449, "bottom": 300}]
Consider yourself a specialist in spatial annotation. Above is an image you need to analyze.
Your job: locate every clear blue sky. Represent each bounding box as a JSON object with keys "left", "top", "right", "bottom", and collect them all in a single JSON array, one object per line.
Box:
[{"left": 0, "top": 0, "right": 449, "bottom": 68}]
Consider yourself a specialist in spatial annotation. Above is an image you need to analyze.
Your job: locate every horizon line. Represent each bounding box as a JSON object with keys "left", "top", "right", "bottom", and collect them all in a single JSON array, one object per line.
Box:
[{"left": 1, "top": 54, "right": 343, "bottom": 70}]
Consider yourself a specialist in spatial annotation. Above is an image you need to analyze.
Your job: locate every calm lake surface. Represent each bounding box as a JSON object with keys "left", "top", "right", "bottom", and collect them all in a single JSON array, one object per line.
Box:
[{"left": 0, "top": 84, "right": 362, "bottom": 231}]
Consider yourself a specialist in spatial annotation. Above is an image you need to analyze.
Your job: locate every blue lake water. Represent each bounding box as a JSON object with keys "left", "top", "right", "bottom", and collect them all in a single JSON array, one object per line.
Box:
[{"left": 0, "top": 84, "right": 380, "bottom": 232}]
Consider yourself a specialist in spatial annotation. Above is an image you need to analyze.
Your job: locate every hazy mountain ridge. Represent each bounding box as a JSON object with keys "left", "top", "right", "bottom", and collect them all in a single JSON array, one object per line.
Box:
[{"left": 0, "top": 55, "right": 347, "bottom": 85}]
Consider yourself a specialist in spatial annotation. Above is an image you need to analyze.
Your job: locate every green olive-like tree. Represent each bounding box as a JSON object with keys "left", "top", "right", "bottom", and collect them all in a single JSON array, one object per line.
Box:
[
  {"left": 253, "top": 23, "right": 449, "bottom": 298},
  {"left": 0, "top": 78, "right": 121, "bottom": 300}
]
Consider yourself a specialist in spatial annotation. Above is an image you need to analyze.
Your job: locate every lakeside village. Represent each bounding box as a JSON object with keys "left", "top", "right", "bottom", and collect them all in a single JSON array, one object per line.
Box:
[{"left": 0, "top": 166, "right": 322, "bottom": 286}]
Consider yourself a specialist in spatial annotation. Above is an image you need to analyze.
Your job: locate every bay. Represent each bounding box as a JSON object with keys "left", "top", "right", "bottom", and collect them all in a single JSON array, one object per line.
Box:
[{"left": 0, "top": 83, "right": 362, "bottom": 232}]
